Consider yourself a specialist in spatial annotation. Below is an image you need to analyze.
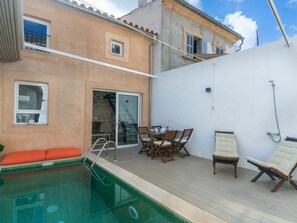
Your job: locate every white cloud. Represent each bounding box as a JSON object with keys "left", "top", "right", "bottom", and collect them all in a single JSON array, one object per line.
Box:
[
  {"left": 83, "top": 0, "right": 128, "bottom": 17},
  {"left": 289, "top": 25, "right": 297, "bottom": 32},
  {"left": 185, "top": 0, "right": 202, "bottom": 9},
  {"left": 287, "top": 0, "right": 297, "bottom": 8},
  {"left": 224, "top": 11, "right": 258, "bottom": 49}
]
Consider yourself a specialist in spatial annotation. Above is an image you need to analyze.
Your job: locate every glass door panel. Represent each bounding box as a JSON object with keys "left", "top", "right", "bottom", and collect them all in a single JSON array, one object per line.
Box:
[
  {"left": 92, "top": 91, "right": 116, "bottom": 144},
  {"left": 117, "top": 94, "right": 139, "bottom": 146}
]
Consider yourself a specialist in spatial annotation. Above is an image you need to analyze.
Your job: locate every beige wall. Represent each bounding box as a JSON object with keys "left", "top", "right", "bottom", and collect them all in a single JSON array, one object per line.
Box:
[{"left": 0, "top": 0, "right": 152, "bottom": 158}]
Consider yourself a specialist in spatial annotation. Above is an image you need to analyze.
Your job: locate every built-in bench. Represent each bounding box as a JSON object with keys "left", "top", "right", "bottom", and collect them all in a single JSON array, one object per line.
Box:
[{"left": 0, "top": 148, "right": 82, "bottom": 165}]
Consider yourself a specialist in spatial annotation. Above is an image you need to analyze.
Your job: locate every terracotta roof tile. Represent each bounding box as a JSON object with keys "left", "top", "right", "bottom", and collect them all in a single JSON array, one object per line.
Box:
[{"left": 60, "top": 0, "right": 158, "bottom": 36}]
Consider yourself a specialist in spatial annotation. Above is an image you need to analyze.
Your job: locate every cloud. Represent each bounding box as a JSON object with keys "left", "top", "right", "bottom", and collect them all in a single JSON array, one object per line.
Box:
[
  {"left": 223, "top": 11, "right": 258, "bottom": 49},
  {"left": 185, "top": 0, "right": 202, "bottom": 9},
  {"left": 287, "top": 0, "right": 297, "bottom": 8},
  {"left": 83, "top": 0, "right": 129, "bottom": 17},
  {"left": 289, "top": 25, "right": 297, "bottom": 32}
]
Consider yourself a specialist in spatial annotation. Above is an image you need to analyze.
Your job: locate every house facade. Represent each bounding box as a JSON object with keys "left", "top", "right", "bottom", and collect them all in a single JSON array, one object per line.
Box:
[
  {"left": 0, "top": 0, "right": 156, "bottom": 158},
  {"left": 123, "top": 0, "right": 243, "bottom": 73}
]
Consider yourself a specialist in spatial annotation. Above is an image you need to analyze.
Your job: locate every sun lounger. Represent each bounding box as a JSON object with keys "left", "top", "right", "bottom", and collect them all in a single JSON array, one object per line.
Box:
[{"left": 246, "top": 137, "right": 297, "bottom": 192}]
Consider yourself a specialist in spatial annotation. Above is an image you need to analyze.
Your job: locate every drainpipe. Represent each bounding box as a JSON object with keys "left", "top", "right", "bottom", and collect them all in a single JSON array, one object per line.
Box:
[
  {"left": 236, "top": 38, "right": 244, "bottom": 52},
  {"left": 148, "top": 36, "right": 156, "bottom": 127}
]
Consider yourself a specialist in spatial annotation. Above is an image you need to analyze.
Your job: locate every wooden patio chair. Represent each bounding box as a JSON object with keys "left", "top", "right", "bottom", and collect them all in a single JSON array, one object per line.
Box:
[
  {"left": 151, "top": 130, "right": 178, "bottom": 163},
  {"left": 213, "top": 131, "right": 239, "bottom": 178},
  {"left": 174, "top": 128, "right": 193, "bottom": 158},
  {"left": 246, "top": 137, "right": 297, "bottom": 192},
  {"left": 137, "top": 127, "right": 152, "bottom": 156}
]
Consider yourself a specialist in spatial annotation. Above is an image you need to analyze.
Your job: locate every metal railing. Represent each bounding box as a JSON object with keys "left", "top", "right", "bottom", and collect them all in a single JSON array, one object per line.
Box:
[
  {"left": 84, "top": 138, "right": 118, "bottom": 168},
  {"left": 24, "top": 30, "right": 49, "bottom": 48}
]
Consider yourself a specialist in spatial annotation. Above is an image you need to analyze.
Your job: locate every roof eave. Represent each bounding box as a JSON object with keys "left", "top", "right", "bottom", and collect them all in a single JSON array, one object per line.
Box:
[
  {"left": 56, "top": 0, "right": 157, "bottom": 38},
  {"left": 172, "top": 0, "right": 243, "bottom": 40}
]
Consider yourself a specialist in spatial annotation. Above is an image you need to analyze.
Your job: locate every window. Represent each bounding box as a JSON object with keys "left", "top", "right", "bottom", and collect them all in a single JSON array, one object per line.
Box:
[
  {"left": 110, "top": 41, "right": 123, "bottom": 56},
  {"left": 24, "top": 16, "right": 50, "bottom": 49},
  {"left": 186, "top": 33, "right": 204, "bottom": 57},
  {"left": 216, "top": 47, "right": 225, "bottom": 54},
  {"left": 14, "top": 81, "right": 48, "bottom": 125},
  {"left": 105, "top": 32, "right": 129, "bottom": 62}
]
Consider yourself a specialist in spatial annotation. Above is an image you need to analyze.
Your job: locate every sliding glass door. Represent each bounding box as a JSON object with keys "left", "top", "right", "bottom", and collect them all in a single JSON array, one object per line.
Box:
[
  {"left": 92, "top": 90, "right": 140, "bottom": 148},
  {"left": 116, "top": 93, "right": 139, "bottom": 147}
]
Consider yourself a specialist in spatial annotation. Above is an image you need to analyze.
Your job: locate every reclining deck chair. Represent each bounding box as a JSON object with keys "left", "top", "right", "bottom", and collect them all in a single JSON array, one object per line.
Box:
[
  {"left": 213, "top": 131, "right": 239, "bottom": 178},
  {"left": 137, "top": 127, "right": 152, "bottom": 156},
  {"left": 174, "top": 128, "right": 193, "bottom": 158},
  {"left": 246, "top": 137, "right": 297, "bottom": 192}
]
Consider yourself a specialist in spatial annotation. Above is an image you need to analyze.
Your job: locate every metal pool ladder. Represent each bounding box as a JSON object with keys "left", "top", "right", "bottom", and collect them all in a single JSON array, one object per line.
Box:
[{"left": 84, "top": 138, "right": 118, "bottom": 168}]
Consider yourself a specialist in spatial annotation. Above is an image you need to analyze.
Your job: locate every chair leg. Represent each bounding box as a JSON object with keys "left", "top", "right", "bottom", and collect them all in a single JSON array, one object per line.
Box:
[
  {"left": 233, "top": 163, "right": 237, "bottom": 179},
  {"left": 251, "top": 171, "right": 264, "bottom": 182},
  {"left": 213, "top": 159, "right": 216, "bottom": 175},
  {"left": 271, "top": 179, "right": 286, "bottom": 192},
  {"left": 289, "top": 178, "right": 297, "bottom": 190},
  {"left": 179, "top": 145, "right": 191, "bottom": 158}
]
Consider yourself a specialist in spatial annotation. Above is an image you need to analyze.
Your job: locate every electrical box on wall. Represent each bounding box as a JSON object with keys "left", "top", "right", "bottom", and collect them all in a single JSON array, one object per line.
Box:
[{"left": 205, "top": 87, "right": 211, "bottom": 93}]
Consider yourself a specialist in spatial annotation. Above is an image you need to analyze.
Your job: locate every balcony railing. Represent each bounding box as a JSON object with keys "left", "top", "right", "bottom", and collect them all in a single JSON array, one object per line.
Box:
[{"left": 24, "top": 30, "right": 49, "bottom": 50}]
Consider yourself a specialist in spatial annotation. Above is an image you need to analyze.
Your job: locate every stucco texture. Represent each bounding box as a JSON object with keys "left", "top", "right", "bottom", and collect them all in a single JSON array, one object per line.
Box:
[{"left": 0, "top": 0, "right": 152, "bottom": 159}]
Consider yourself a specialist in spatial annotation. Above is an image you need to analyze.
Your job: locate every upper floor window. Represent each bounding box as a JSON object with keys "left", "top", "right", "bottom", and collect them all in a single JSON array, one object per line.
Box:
[
  {"left": 105, "top": 32, "right": 129, "bottom": 62},
  {"left": 186, "top": 33, "right": 207, "bottom": 57},
  {"left": 110, "top": 41, "right": 123, "bottom": 56},
  {"left": 216, "top": 47, "right": 225, "bottom": 54},
  {"left": 14, "top": 81, "right": 48, "bottom": 125},
  {"left": 24, "top": 16, "right": 50, "bottom": 49}
]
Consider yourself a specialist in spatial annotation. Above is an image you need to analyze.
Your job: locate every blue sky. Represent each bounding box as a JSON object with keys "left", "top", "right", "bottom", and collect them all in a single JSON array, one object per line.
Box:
[{"left": 84, "top": 0, "right": 297, "bottom": 49}]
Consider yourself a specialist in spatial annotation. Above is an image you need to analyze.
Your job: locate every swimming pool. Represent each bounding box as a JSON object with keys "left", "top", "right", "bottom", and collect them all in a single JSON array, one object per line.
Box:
[{"left": 0, "top": 163, "right": 189, "bottom": 223}]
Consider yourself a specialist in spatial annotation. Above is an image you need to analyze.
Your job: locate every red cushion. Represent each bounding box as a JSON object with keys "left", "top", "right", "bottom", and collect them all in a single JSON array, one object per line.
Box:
[
  {"left": 1, "top": 150, "right": 46, "bottom": 165},
  {"left": 46, "top": 148, "right": 81, "bottom": 160}
]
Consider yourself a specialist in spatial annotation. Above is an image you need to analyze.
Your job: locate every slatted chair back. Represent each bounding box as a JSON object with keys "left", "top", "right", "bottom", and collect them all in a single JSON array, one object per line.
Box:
[
  {"left": 163, "top": 130, "right": 178, "bottom": 143},
  {"left": 180, "top": 128, "right": 193, "bottom": 141},
  {"left": 137, "top": 127, "right": 149, "bottom": 140},
  {"left": 137, "top": 126, "right": 152, "bottom": 156}
]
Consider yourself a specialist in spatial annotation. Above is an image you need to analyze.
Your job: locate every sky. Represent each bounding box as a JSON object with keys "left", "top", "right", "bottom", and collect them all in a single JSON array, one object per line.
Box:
[{"left": 83, "top": 0, "right": 297, "bottom": 50}]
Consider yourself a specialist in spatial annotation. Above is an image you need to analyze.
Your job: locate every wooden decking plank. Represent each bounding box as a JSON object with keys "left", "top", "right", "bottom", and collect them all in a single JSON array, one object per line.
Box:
[{"left": 100, "top": 148, "right": 296, "bottom": 223}]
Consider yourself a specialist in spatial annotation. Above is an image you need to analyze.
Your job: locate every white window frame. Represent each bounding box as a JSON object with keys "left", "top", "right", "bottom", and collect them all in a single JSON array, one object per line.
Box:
[
  {"left": 110, "top": 40, "right": 123, "bottom": 56},
  {"left": 23, "top": 16, "right": 51, "bottom": 48},
  {"left": 14, "top": 81, "right": 48, "bottom": 125}
]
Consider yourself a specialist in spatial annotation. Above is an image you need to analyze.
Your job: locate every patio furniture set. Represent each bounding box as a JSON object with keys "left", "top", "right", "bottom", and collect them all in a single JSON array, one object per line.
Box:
[
  {"left": 137, "top": 126, "right": 193, "bottom": 163},
  {"left": 213, "top": 131, "right": 297, "bottom": 192}
]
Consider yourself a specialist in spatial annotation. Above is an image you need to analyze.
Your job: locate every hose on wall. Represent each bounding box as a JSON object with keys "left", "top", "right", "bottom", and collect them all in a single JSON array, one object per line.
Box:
[{"left": 267, "top": 80, "right": 282, "bottom": 143}]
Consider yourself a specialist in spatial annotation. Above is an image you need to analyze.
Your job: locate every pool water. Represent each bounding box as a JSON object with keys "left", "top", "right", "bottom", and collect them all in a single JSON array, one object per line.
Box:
[{"left": 0, "top": 163, "right": 188, "bottom": 223}]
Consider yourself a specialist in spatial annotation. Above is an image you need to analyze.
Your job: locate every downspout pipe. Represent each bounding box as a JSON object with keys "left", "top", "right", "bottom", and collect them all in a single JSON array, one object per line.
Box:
[
  {"left": 267, "top": 0, "right": 290, "bottom": 47},
  {"left": 236, "top": 38, "right": 244, "bottom": 52},
  {"left": 148, "top": 36, "right": 157, "bottom": 127}
]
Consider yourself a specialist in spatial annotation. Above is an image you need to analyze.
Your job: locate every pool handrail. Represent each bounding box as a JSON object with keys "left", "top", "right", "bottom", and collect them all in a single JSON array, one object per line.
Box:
[{"left": 84, "top": 138, "right": 117, "bottom": 167}]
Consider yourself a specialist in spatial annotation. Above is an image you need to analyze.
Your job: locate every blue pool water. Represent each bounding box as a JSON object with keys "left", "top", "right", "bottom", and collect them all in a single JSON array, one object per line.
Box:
[{"left": 0, "top": 163, "right": 188, "bottom": 223}]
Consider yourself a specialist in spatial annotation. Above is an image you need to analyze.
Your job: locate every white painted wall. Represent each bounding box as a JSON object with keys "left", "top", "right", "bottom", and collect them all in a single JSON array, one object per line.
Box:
[
  {"left": 122, "top": 0, "right": 162, "bottom": 73},
  {"left": 152, "top": 36, "right": 297, "bottom": 174}
]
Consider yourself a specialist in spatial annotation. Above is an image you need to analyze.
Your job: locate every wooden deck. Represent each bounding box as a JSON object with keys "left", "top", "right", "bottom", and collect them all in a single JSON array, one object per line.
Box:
[{"left": 101, "top": 147, "right": 297, "bottom": 223}]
